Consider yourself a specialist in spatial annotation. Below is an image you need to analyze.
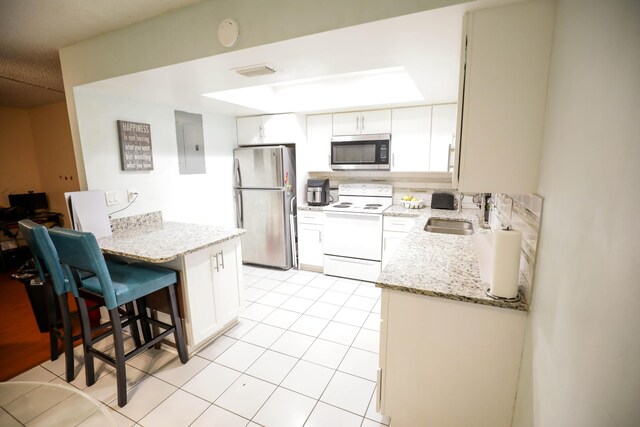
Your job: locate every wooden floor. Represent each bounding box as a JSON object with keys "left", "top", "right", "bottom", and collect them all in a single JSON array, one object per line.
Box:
[{"left": 0, "top": 267, "right": 57, "bottom": 381}]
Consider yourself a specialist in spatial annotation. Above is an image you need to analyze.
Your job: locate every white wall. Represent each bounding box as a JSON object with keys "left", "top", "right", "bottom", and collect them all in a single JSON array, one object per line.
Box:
[
  {"left": 59, "top": 0, "right": 465, "bottom": 190},
  {"left": 74, "top": 87, "right": 237, "bottom": 226},
  {"left": 513, "top": 1, "right": 640, "bottom": 426}
]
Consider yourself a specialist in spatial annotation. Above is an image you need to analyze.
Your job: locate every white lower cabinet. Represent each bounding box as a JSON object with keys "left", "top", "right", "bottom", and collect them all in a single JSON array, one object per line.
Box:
[
  {"left": 382, "top": 216, "right": 415, "bottom": 269},
  {"left": 378, "top": 289, "right": 526, "bottom": 427},
  {"left": 180, "top": 237, "right": 244, "bottom": 349},
  {"left": 297, "top": 211, "right": 324, "bottom": 271}
]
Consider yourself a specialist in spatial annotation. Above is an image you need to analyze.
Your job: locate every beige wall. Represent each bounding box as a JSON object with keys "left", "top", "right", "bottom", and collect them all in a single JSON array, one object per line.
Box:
[
  {"left": 0, "top": 106, "right": 42, "bottom": 207},
  {"left": 0, "top": 103, "right": 77, "bottom": 226},
  {"left": 513, "top": 0, "right": 640, "bottom": 426},
  {"left": 29, "top": 102, "right": 80, "bottom": 224}
]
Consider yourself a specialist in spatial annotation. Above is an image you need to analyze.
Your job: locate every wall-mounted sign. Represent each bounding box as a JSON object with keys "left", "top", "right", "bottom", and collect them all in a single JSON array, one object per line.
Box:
[{"left": 117, "top": 120, "right": 154, "bottom": 171}]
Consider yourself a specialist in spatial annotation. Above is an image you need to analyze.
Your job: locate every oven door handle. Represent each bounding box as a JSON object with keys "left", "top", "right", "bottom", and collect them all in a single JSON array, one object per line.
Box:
[
  {"left": 325, "top": 211, "right": 382, "bottom": 220},
  {"left": 330, "top": 257, "right": 376, "bottom": 266}
]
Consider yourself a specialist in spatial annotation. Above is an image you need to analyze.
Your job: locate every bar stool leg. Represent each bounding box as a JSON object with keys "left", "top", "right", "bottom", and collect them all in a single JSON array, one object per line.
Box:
[
  {"left": 125, "top": 302, "right": 142, "bottom": 347},
  {"left": 45, "top": 284, "right": 59, "bottom": 362},
  {"left": 58, "top": 295, "right": 75, "bottom": 383},
  {"left": 109, "top": 307, "right": 128, "bottom": 408},
  {"left": 76, "top": 297, "right": 95, "bottom": 386},
  {"left": 135, "top": 297, "right": 152, "bottom": 344},
  {"left": 166, "top": 284, "right": 188, "bottom": 364}
]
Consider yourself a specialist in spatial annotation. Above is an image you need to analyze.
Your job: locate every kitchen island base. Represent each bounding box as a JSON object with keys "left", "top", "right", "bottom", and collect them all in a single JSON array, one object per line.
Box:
[{"left": 378, "top": 288, "right": 526, "bottom": 427}]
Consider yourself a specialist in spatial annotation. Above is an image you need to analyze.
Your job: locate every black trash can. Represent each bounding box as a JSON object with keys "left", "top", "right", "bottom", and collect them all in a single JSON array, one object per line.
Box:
[{"left": 11, "top": 259, "right": 60, "bottom": 333}]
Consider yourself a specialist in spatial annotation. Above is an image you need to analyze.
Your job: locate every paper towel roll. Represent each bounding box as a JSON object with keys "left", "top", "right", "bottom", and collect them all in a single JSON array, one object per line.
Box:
[{"left": 490, "top": 229, "right": 522, "bottom": 298}]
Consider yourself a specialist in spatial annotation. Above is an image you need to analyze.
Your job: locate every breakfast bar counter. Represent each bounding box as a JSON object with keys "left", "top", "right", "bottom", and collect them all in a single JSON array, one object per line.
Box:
[
  {"left": 98, "top": 221, "right": 245, "bottom": 263},
  {"left": 99, "top": 215, "right": 246, "bottom": 354}
]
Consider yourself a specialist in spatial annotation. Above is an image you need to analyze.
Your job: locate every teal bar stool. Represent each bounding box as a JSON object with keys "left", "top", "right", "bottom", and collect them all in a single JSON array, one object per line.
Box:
[
  {"left": 48, "top": 227, "right": 188, "bottom": 407},
  {"left": 18, "top": 220, "right": 137, "bottom": 383},
  {"left": 19, "top": 219, "right": 79, "bottom": 382}
]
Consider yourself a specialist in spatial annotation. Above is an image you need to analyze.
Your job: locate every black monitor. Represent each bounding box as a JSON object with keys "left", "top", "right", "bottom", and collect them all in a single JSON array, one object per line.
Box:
[{"left": 8, "top": 192, "right": 49, "bottom": 213}]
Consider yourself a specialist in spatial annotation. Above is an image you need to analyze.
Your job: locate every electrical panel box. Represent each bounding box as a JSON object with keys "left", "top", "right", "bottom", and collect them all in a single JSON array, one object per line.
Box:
[{"left": 175, "top": 110, "right": 206, "bottom": 174}]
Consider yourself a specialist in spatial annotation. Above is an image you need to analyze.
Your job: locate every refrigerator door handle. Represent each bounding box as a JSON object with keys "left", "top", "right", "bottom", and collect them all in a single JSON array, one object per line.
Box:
[
  {"left": 234, "top": 158, "right": 242, "bottom": 188},
  {"left": 236, "top": 190, "right": 244, "bottom": 228}
]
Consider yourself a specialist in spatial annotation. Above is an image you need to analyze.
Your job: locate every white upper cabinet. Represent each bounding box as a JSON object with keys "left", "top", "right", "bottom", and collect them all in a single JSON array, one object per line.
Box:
[
  {"left": 454, "top": 0, "right": 554, "bottom": 193},
  {"left": 237, "top": 113, "right": 304, "bottom": 146},
  {"left": 333, "top": 109, "right": 391, "bottom": 135},
  {"left": 430, "top": 104, "right": 457, "bottom": 172},
  {"left": 305, "top": 114, "right": 333, "bottom": 172},
  {"left": 236, "top": 115, "right": 263, "bottom": 146},
  {"left": 390, "top": 106, "right": 432, "bottom": 172}
]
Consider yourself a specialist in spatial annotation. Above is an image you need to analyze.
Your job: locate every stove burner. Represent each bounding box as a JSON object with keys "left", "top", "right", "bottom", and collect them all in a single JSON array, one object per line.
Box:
[
  {"left": 364, "top": 206, "right": 379, "bottom": 210},
  {"left": 340, "top": 202, "right": 353, "bottom": 205},
  {"left": 365, "top": 204, "right": 383, "bottom": 207},
  {"left": 333, "top": 205, "right": 350, "bottom": 208}
]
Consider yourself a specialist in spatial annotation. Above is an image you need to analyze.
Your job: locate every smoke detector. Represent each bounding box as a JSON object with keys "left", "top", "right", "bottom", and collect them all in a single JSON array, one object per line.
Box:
[{"left": 234, "top": 65, "right": 277, "bottom": 77}]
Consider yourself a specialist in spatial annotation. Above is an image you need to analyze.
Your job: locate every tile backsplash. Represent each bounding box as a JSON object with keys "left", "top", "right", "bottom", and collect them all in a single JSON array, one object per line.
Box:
[
  {"left": 308, "top": 171, "right": 481, "bottom": 208},
  {"left": 490, "top": 193, "right": 543, "bottom": 302}
]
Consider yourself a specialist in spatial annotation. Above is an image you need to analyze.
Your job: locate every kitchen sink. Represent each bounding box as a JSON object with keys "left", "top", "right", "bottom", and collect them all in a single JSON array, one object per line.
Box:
[{"left": 424, "top": 218, "right": 474, "bottom": 235}]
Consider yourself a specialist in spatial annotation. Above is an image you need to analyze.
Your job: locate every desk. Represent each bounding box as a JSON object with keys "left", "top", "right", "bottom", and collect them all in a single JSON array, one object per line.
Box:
[
  {"left": 0, "top": 381, "right": 116, "bottom": 426},
  {"left": 0, "top": 212, "right": 63, "bottom": 271},
  {"left": 98, "top": 221, "right": 246, "bottom": 354}
]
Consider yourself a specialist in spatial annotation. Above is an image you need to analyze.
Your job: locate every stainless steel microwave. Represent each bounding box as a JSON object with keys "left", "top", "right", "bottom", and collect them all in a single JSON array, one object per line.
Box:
[{"left": 330, "top": 134, "right": 391, "bottom": 170}]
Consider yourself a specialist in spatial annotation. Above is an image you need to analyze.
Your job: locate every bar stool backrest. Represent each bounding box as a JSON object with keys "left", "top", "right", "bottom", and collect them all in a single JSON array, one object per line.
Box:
[
  {"left": 18, "top": 219, "right": 76, "bottom": 297},
  {"left": 48, "top": 227, "right": 118, "bottom": 309}
]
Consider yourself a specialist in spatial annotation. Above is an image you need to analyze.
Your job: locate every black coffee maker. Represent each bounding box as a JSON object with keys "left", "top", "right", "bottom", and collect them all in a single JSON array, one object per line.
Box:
[{"left": 306, "top": 179, "right": 330, "bottom": 206}]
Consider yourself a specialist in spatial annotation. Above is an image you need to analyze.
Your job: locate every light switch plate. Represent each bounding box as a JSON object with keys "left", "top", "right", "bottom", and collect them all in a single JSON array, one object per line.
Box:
[{"left": 105, "top": 190, "right": 120, "bottom": 206}]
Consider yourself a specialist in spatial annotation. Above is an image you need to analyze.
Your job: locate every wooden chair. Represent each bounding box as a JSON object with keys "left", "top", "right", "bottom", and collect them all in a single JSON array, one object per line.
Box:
[{"left": 48, "top": 227, "right": 188, "bottom": 407}]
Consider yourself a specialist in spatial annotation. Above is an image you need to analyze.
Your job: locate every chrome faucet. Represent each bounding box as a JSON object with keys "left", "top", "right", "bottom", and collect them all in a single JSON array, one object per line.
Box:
[{"left": 479, "top": 193, "right": 490, "bottom": 228}]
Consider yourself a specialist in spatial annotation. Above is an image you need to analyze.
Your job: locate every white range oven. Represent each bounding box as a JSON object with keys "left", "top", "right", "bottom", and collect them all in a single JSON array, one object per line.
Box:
[{"left": 323, "top": 183, "right": 392, "bottom": 282}]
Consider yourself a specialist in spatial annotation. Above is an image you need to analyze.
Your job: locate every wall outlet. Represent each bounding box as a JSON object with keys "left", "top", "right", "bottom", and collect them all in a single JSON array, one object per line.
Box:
[
  {"left": 127, "top": 189, "right": 138, "bottom": 203},
  {"left": 105, "top": 190, "right": 120, "bottom": 206}
]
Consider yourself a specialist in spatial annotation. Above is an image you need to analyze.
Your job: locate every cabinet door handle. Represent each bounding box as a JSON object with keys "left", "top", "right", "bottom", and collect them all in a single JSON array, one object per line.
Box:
[
  {"left": 213, "top": 253, "right": 220, "bottom": 272},
  {"left": 219, "top": 250, "right": 225, "bottom": 269},
  {"left": 392, "top": 153, "right": 395, "bottom": 168},
  {"left": 356, "top": 116, "right": 360, "bottom": 131},
  {"left": 327, "top": 154, "right": 331, "bottom": 167},
  {"left": 361, "top": 115, "right": 365, "bottom": 131},
  {"left": 383, "top": 236, "right": 386, "bottom": 251},
  {"left": 318, "top": 231, "right": 322, "bottom": 243}
]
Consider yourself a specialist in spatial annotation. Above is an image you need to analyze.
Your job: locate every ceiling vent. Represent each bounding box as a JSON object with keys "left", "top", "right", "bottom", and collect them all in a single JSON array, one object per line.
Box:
[{"left": 234, "top": 65, "right": 276, "bottom": 77}]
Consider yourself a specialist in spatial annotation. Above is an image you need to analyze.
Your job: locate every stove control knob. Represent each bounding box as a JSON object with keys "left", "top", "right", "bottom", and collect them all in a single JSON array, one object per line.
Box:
[
  {"left": 362, "top": 185, "right": 366, "bottom": 192},
  {"left": 378, "top": 186, "right": 383, "bottom": 192},
  {"left": 345, "top": 185, "right": 351, "bottom": 191}
]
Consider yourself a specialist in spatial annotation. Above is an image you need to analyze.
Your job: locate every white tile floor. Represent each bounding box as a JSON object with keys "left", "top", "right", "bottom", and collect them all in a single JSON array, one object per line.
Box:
[{"left": 7, "top": 267, "right": 392, "bottom": 427}]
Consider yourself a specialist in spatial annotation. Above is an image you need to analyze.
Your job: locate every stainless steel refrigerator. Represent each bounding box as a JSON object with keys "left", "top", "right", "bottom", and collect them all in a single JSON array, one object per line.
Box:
[{"left": 234, "top": 146, "right": 296, "bottom": 269}]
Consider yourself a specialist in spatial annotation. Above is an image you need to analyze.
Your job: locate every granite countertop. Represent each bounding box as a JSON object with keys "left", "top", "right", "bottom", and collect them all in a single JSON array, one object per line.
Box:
[
  {"left": 297, "top": 203, "right": 325, "bottom": 212},
  {"left": 376, "top": 208, "right": 529, "bottom": 311},
  {"left": 98, "top": 221, "right": 245, "bottom": 263},
  {"left": 383, "top": 204, "right": 425, "bottom": 217}
]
